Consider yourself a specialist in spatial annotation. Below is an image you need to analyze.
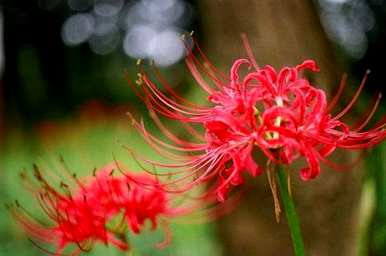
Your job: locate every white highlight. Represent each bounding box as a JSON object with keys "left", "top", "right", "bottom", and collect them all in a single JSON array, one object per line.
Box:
[
  {"left": 121, "top": 0, "right": 191, "bottom": 66},
  {"left": 148, "top": 30, "right": 185, "bottom": 67},
  {"left": 123, "top": 25, "right": 157, "bottom": 59},
  {"left": 319, "top": 0, "right": 374, "bottom": 59},
  {"left": 62, "top": 13, "right": 95, "bottom": 46},
  {"left": 61, "top": 0, "right": 193, "bottom": 64}
]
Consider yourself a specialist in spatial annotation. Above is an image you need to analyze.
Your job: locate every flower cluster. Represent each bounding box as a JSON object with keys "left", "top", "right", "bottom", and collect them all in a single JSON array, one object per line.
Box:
[
  {"left": 127, "top": 39, "right": 385, "bottom": 202},
  {"left": 12, "top": 163, "right": 175, "bottom": 255},
  {"left": 11, "top": 37, "right": 386, "bottom": 256}
]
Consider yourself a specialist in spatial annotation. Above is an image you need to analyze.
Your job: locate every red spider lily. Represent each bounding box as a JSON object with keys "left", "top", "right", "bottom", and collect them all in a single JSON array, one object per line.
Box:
[
  {"left": 11, "top": 163, "right": 176, "bottom": 255},
  {"left": 126, "top": 36, "right": 385, "bottom": 202}
]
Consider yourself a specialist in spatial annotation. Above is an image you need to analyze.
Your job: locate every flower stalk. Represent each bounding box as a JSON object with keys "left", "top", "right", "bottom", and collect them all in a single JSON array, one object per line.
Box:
[{"left": 277, "top": 165, "right": 305, "bottom": 256}]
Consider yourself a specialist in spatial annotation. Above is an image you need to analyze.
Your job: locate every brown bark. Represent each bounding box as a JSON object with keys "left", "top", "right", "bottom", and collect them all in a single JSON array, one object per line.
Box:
[{"left": 196, "top": 1, "right": 362, "bottom": 255}]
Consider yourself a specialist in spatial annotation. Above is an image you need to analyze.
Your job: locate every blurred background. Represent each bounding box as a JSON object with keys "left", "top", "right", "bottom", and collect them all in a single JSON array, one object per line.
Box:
[{"left": 0, "top": 0, "right": 385, "bottom": 255}]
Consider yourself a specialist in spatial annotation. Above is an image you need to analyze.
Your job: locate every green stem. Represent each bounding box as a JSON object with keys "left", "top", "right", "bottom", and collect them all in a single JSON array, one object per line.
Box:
[{"left": 277, "top": 165, "right": 305, "bottom": 256}]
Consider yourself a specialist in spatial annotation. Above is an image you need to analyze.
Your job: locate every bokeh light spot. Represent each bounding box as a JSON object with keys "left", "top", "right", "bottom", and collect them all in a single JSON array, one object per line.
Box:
[
  {"left": 62, "top": 13, "right": 95, "bottom": 46},
  {"left": 148, "top": 29, "right": 185, "bottom": 67}
]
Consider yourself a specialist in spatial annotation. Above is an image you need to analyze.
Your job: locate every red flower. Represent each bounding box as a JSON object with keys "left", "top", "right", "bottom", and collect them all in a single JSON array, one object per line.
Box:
[
  {"left": 253, "top": 62, "right": 385, "bottom": 180},
  {"left": 12, "top": 163, "right": 175, "bottom": 255},
  {"left": 86, "top": 164, "right": 173, "bottom": 234},
  {"left": 127, "top": 37, "right": 385, "bottom": 201}
]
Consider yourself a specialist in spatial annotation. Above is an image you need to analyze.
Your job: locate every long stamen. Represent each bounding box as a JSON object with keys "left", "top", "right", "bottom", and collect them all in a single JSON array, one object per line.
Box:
[
  {"left": 241, "top": 33, "right": 260, "bottom": 71},
  {"left": 354, "top": 93, "right": 382, "bottom": 131},
  {"left": 327, "top": 73, "right": 348, "bottom": 112},
  {"left": 334, "top": 70, "right": 369, "bottom": 120}
]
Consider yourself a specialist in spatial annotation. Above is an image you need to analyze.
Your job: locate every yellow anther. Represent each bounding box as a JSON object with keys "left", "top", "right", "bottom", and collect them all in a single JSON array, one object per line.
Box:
[{"left": 135, "top": 73, "right": 143, "bottom": 86}]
